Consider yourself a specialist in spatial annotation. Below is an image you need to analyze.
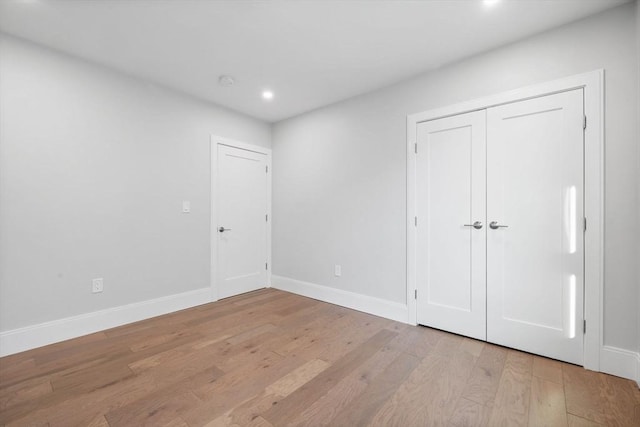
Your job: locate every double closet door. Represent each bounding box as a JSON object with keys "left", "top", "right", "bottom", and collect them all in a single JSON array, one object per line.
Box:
[{"left": 416, "top": 89, "right": 585, "bottom": 365}]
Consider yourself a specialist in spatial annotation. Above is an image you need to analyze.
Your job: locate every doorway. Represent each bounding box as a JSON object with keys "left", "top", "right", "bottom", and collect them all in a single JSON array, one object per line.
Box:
[
  {"left": 415, "top": 90, "right": 584, "bottom": 364},
  {"left": 211, "top": 137, "right": 272, "bottom": 300},
  {"left": 407, "top": 71, "right": 603, "bottom": 370}
]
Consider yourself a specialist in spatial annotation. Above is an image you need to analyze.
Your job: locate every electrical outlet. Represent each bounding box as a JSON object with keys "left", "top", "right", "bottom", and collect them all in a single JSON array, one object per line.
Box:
[
  {"left": 334, "top": 264, "right": 342, "bottom": 277},
  {"left": 182, "top": 201, "right": 190, "bottom": 213},
  {"left": 92, "top": 278, "right": 103, "bottom": 293}
]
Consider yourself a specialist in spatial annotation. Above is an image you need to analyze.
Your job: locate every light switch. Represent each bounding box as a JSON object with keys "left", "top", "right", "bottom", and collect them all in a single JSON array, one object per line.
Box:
[
  {"left": 182, "top": 201, "right": 191, "bottom": 213},
  {"left": 92, "top": 278, "right": 103, "bottom": 293}
]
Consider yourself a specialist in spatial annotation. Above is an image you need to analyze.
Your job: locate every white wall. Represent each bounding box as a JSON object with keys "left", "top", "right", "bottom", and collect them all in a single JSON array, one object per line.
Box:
[
  {"left": 272, "top": 3, "right": 638, "bottom": 354},
  {"left": 0, "top": 35, "right": 271, "bottom": 333}
]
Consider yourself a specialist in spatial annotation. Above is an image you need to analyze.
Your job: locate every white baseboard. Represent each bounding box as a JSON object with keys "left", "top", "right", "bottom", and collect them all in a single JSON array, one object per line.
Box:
[
  {"left": 600, "top": 345, "right": 640, "bottom": 383},
  {"left": 271, "top": 275, "right": 409, "bottom": 324},
  {"left": 0, "top": 288, "right": 211, "bottom": 357}
]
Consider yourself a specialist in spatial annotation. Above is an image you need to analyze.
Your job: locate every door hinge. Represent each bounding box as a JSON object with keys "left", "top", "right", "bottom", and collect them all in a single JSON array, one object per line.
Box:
[
  {"left": 583, "top": 319, "right": 586, "bottom": 334},
  {"left": 414, "top": 143, "right": 417, "bottom": 154},
  {"left": 584, "top": 217, "right": 587, "bottom": 232},
  {"left": 266, "top": 214, "right": 268, "bottom": 222},
  {"left": 414, "top": 216, "right": 418, "bottom": 227},
  {"left": 265, "top": 262, "right": 268, "bottom": 270},
  {"left": 266, "top": 165, "right": 269, "bottom": 173},
  {"left": 414, "top": 289, "right": 417, "bottom": 299},
  {"left": 583, "top": 115, "right": 587, "bottom": 130}
]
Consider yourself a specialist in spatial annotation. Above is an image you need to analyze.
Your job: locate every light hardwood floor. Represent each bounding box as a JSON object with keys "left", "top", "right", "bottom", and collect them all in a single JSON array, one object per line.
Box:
[{"left": 1, "top": 289, "right": 639, "bottom": 426}]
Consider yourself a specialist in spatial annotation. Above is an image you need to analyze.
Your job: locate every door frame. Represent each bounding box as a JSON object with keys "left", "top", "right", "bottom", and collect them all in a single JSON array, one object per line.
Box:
[
  {"left": 210, "top": 135, "right": 272, "bottom": 302},
  {"left": 406, "top": 70, "right": 604, "bottom": 372}
]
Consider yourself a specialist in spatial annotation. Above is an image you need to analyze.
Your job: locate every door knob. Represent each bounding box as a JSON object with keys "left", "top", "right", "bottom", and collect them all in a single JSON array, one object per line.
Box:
[
  {"left": 218, "top": 226, "right": 232, "bottom": 232},
  {"left": 464, "top": 221, "right": 483, "bottom": 230},
  {"left": 489, "top": 221, "right": 508, "bottom": 230}
]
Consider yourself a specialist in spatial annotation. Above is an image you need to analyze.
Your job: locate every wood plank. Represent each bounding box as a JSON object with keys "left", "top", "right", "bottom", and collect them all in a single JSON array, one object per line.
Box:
[
  {"left": 1, "top": 345, "right": 131, "bottom": 390},
  {"left": 368, "top": 341, "right": 475, "bottom": 426},
  {"left": 270, "top": 300, "right": 345, "bottom": 333},
  {"left": 286, "top": 336, "right": 407, "bottom": 427},
  {"left": 105, "top": 390, "right": 201, "bottom": 426},
  {"left": 182, "top": 353, "right": 305, "bottom": 426},
  {"left": 2, "top": 333, "right": 206, "bottom": 424},
  {"left": 216, "top": 334, "right": 283, "bottom": 373},
  {"left": 460, "top": 343, "right": 508, "bottom": 407},
  {"left": 460, "top": 337, "right": 486, "bottom": 358},
  {"left": 599, "top": 371, "right": 640, "bottom": 426},
  {"left": 206, "top": 359, "right": 330, "bottom": 427},
  {"left": 6, "top": 370, "right": 158, "bottom": 426},
  {"left": 0, "top": 378, "right": 53, "bottom": 411},
  {"left": 486, "top": 349, "right": 533, "bottom": 427},
  {"left": 532, "top": 355, "right": 564, "bottom": 384},
  {"left": 265, "top": 358, "right": 329, "bottom": 396},
  {"left": 383, "top": 325, "right": 444, "bottom": 358},
  {"left": 367, "top": 354, "right": 448, "bottom": 426},
  {"left": 327, "top": 352, "right": 421, "bottom": 427},
  {"left": 127, "top": 337, "right": 226, "bottom": 373},
  {"left": 0, "top": 356, "right": 134, "bottom": 424},
  {"left": 567, "top": 414, "right": 604, "bottom": 427},
  {"left": 449, "top": 397, "right": 493, "bottom": 427},
  {"left": 267, "top": 306, "right": 364, "bottom": 358},
  {"left": 563, "top": 363, "right": 608, "bottom": 424},
  {"left": 129, "top": 328, "right": 202, "bottom": 353},
  {"left": 528, "top": 376, "right": 568, "bottom": 427},
  {"left": 260, "top": 329, "right": 397, "bottom": 426},
  {"left": 0, "top": 358, "right": 37, "bottom": 386},
  {"left": 314, "top": 313, "right": 394, "bottom": 363},
  {"left": 103, "top": 355, "right": 224, "bottom": 425},
  {"left": 431, "top": 330, "right": 465, "bottom": 357},
  {"left": 50, "top": 358, "right": 135, "bottom": 393},
  {"left": 86, "top": 414, "right": 110, "bottom": 427},
  {"left": 232, "top": 289, "right": 287, "bottom": 306},
  {"left": 225, "top": 323, "right": 278, "bottom": 346},
  {"left": 164, "top": 417, "right": 191, "bottom": 427},
  {"left": 273, "top": 297, "right": 320, "bottom": 317},
  {"left": 291, "top": 375, "right": 370, "bottom": 427}
]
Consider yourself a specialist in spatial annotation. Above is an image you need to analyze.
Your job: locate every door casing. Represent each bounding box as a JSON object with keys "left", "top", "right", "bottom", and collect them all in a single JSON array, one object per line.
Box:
[
  {"left": 210, "top": 135, "right": 272, "bottom": 302},
  {"left": 407, "top": 70, "right": 604, "bottom": 372}
]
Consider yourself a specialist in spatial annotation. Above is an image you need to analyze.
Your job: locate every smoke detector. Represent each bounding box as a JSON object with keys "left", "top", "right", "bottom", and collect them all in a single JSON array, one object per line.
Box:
[{"left": 218, "top": 75, "right": 235, "bottom": 87}]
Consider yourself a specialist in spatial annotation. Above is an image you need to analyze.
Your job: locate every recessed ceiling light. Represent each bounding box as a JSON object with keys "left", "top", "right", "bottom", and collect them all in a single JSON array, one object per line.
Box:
[
  {"left": 218, "top": 75, "right": 235, "bottom": 87},
  {"left": 483, "top": 0, "right": 500, "bottom": 6},
  {"left": 262, "top": 90, "right": 274, "bottom": 101}
]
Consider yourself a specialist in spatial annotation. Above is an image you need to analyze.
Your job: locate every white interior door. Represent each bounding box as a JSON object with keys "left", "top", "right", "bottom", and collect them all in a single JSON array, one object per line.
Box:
[
  {"left": 486, "top": 89, "right": 584, "bottom": 364},
  {"left": 416, "top": 110, "right": 487, "bottom": 341},
  {"left": 216, "top": 144, "right": 268, "bottom": 299}
]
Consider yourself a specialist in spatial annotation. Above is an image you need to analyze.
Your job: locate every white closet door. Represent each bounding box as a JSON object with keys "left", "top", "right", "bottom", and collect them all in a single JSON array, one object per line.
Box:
[
  {"left": 486, "top": 89, "right": 584, "bottom": 364},
  {"left": 416, "top": 110, "right": 487, "bottom": 340}
]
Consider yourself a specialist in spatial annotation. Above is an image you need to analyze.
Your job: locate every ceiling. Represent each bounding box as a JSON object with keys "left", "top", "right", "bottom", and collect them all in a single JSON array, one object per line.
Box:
[{"left": 0, "top": 0, "right": 630, "bottom": 122}]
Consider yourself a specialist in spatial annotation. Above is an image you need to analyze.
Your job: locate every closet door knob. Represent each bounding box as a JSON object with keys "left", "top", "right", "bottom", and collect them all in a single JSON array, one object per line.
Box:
[
  {"left": 489, "top": 221, "right": 508, "bottom": 229},
  {"left": 464, "top": 221, "right": 483, "bottom": 230}
]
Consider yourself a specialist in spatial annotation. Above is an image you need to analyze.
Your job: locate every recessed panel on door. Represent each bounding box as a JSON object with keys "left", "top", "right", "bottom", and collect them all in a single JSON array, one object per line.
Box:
[
  {"left": 416, "top": 110, "right": 487, "bottom": 340},
  {"left": 217, "top": 144, "right": 268, "bottom": 299},
  {"left": 486, "top": 89, "right": 584, "bottom": 364}
]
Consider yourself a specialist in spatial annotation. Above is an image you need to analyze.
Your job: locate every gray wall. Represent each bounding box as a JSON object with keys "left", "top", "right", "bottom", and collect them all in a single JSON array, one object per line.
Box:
[
  {"left": 272, "top": 4, "right": 639, "bottom": 352},
  {"left": 636, "top": 0, "right": 640, "bottom": 360},
  {"left": 0, "top": 35, "right": 271, "bottom": 332}
]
